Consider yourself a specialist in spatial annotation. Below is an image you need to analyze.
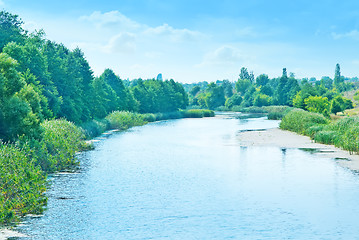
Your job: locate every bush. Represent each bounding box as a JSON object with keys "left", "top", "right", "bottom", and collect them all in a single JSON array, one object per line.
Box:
[
  {"left": 106, "top": 111, "right": 147, "bottom": 130},
  {"left": 182, "top": 109, "right": 215, "bottom": 118},
  {"left": 306, "top": 124, "right": 325, "bottom": 138},
  {"left": 215, "top": 106, "right": 229, "bottom": 111},
  {"left": 280, "top": 109, "right": 329, "bottom": 135},
  {"left": 0, "top": 143, "right": 47, "bottom": 224},
  {"left": 35, "top": 119, "right": 87, "bottom": 172},
  {"left": 81, "top": 119, "right": 111, "bottom": 139},
  {"left": 313, "top": 130, "right": 338, "bottom": 145},
  {"left": 155, "top": 111, "right": 184, "bottom": 120},
  {"left": 267, "top": 112, "right": 284, "bottom": 120},
  {"left": 142, "top": 113, "right": 157, "bottom": 122}
]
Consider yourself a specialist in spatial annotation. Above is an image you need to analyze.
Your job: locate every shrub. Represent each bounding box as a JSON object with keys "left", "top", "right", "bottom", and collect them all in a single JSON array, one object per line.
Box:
[
  {"left": 313, "top": 130, "right": 338, "bottom": 145},
  {"left": 142, "top": 113, "right": 157, "bottom": 122},
  {"left": 280, "top": 109, "right": 329, "bottom": 135},
  {"left": 36, "top": 119, "right": 87, "bottom": 172},
  {"left": 81, "top": 119, "right": 111, "bottom": 139},
  {"left": 306, "top": 124, "right": 325, "bottom": 138},
  {"left": 0, "top": 143, "right": 47, "bottom": 224},
  {"left": 182, "top": 109, "right": 214, "bottom": 118},
  {"left": 106, "top": 111, "right": 147, "bottom": 130}
]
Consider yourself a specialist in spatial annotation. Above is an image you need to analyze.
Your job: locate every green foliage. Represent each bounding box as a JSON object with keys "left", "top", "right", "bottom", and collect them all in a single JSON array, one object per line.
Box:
[
  {"left": 0, "top": 143, "right": 47, "bottom": 224},
  {"left": 264, "top": 106, "right": 293, "bottom": 120},
  {"left": 33, "top": 119, "right": 87, "bottom": 172},
  {"left": 256, "top": 74, "right": 269, "bottom": 86},
  {"left": 0, "top": 11, "right": 26, "bottom": 51},
  {"left": 304, "top": 96, "right": 330, "bottom": 114},
  {"left": 106, "top": 111, "right": 147, "bottom": 130},
  {"left": 280, "top": 109, "right": 329, "bottom": 135},
  {"left": 225, "top": 94, "right": 243, "bottom": 109},
  {"left": 198, "top": 83, "right": 225, "bottom": 110},
  {"left": 235, "top": 78, "right": 252, "bottom": 95},
  {"left": 182, "top": 109, "right": 215, "bottom": 118},
  {"left": 330, "top": 97, "right": 342, "bottom": 115},
  {"left": 313, "top": 130, "right": 338, "bottom": 145},
  {"left": 131, "top": 79, "right": 188, "bottom": 113},
  {"left": 253, "top": 93, "right": 272, "bottom": 107},
  {"left": 80, "top": 119, "right": 111, "bottom": 139}
]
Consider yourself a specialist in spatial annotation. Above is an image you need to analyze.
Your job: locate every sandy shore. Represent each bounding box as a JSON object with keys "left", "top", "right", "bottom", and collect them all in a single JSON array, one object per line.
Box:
[
  {"left": 0, "top": 228, "right": 27, "bottom": 240},
  {"left": 237, "top": 127, "right": 359, "bottom": 171}
]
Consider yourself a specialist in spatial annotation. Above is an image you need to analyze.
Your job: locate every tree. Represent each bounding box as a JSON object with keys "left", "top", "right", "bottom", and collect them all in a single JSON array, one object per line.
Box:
[
  {"left": 304, "top": 96, "right": 330, "bottom": 114},
  {"left": 0, "top": 11, "right": 26, "bottom": 50},
  {"left": 0, "top": 53, "right": 42, "bottom": 141},
  {"left": 334, "top": 63, "right": 342, "bottom": 86},
  {"left": 256, "top": 74, "right": 269, "bottom": 87},
  {"left": 190, "top": 85, "right": 200, "bottom": 96},
  {"left": 330, "top": 99, "right": 342, "bottom": 115},
  {"left": 225, "top": 94, "right": 242, "bottom": 109},
  {"left": 235, "top": 79, "right": 252, "bottom": 95},
  {"left": 274, "top": 68, "right": 289, "bottom": 105},
  {"left": 203, "top": 83, "right": 225, "bottom": 109},
  {"left": 221, "top": 80, "right": 233, "bottom": 97},
  {"left": 253, "top": 94, "right": 272, "bottom": 107},
  {"left": 239, "top": 67, "right": 250, "bottom": 80}
]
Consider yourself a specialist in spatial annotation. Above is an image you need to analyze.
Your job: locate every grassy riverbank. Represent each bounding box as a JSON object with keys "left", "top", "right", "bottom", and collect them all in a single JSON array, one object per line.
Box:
[
  {"left": 0, "top": 109, "right": 214, "bottom": 225},
  {"left": 280, "top": 109, "right": 359, "bottom": 154}
]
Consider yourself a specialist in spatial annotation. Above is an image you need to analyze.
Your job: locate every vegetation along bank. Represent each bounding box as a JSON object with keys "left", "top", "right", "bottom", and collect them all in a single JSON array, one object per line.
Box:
[{"left": 0, "top": 10, "right": 214, "bottom": 225}]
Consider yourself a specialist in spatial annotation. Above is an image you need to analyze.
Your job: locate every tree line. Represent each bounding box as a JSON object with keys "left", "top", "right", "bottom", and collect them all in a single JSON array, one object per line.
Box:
[
  {"left": 186, "top": 65, "right": 355, "bottom": 117},
  {"left": 0, "top": 10, "right": 188, "bottom": 142}
]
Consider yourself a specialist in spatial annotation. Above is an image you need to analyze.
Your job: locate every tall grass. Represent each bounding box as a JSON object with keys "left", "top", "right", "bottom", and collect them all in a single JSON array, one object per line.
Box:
[
  {"left": 318, "top": 117, "right": 359, "bottom": 154},
  {"left": 280, "top": 109, "right": 329, "bottom": 135},
  {"left": 182, "top": 109, "right": 215, "bottom": 118},
  {"left": 280, "top": 109, "right": 359, "bottom": 154},
  {"left": 105, "top": 111, "right": 147, "bottom": 130},
  {"left": 0, "top": 143, "right": 47, "bottom": 224}
]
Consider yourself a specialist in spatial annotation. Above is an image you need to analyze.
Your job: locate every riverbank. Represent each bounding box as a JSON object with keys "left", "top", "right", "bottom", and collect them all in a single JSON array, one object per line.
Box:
[
  {"left": 0, "top": 228, "right": 27, "bottom": 240},
  {"left": 237, "top": 127, "right": 359, "bottom": 171}
]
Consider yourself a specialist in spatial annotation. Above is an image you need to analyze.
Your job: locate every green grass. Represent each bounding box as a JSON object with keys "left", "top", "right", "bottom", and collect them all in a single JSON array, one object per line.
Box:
[
  {"left": 182, "top": 109, "right": 215, "bottom": 118},
  {"left": 0, "top": 143, "right": 47, "bottom": 225},
  {"left": 280, "top": 109, "right": 359, "bottom": 154},
  {"left": 280, "top": 109, "right": 330, "bottom": 135},
  {"left": 105, "top": 111, "right": 147, "bottom": 130}
]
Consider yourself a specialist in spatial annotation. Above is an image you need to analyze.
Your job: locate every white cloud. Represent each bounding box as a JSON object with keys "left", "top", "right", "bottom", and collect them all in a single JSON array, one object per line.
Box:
[
  {"left": 80, "top": 10, "right": 141, "bottom": 30},
  {"left": 332, "top": 30, "right": 359, "bottom": 40},
  {"left": 144, "top": 23, "right": 204, "bottom": 42},
  {"left": 102, "top": 32, "right": 136, "bottom": 54},
  {"left": 198, "top": 45, "right": 250, "bottom": 67},
  {"left": 71, "top": 32, "right": 136, "bottom": 54},
  {"left": 235, "top": 27, "right": 258, "bottom": 38}
]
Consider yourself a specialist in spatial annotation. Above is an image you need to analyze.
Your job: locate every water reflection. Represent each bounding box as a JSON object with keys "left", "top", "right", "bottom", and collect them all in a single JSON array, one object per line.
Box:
[{"left": 15, "top": 116, "right": 359, "bottom": 239}]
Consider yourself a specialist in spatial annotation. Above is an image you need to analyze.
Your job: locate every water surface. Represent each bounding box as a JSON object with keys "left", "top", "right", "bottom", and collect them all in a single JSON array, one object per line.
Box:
[{"left": 16, "top": 115, "right": 359, "bottom": 239}]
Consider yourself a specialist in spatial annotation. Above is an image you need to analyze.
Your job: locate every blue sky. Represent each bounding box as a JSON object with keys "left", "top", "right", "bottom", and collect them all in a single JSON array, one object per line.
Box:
[{"left": 2, "top": 0, "right": 359, "bottom": 83}]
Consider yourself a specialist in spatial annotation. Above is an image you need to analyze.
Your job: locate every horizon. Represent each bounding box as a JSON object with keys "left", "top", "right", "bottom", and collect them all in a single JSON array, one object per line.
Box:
[{"left": 2, "top": 0, "right": 359, "bottom": 83}]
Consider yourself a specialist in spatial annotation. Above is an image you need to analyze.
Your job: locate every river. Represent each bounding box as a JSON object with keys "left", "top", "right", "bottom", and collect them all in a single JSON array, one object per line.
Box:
[{"left": 15, "top": 114, "right": 359, "bottom": 239}]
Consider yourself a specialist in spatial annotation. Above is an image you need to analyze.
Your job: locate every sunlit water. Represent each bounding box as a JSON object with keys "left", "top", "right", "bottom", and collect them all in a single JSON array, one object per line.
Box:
[{"left": 15, "top": 115, "right": 359, "bottom": 239}]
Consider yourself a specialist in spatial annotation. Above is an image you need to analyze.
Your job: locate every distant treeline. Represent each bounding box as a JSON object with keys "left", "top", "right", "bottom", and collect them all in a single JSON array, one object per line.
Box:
[{"left": 184, "top": 66, "right": 355, "bottom": 117}]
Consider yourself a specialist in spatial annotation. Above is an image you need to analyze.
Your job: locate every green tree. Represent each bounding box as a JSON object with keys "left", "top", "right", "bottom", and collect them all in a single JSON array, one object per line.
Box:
[
  {"left": 202, "top": 83, "right": 225, "bottom": 109},
  {"left": 225, "top": 94, "right": 242, "bottom": 109},
  {"left": 239, "top": 67, "right": 250, "bottom": 81},
  {"left": 330, "top": 99, "right": 342, "bottom": 115},
  {"left": 253, "top": 94, "right": 272, "bottom": 107},
  {"left": 304, "top": 96, "right": 330, "bottom": 114},
  {"left": 0, "top": 11, "right": 26, "bottom": 51},
  {"left": 235, "top": 79, "right": 252, "bottom": 95},
  {"left": 256, "top": 74, "right": 269, "bottom": 87}
]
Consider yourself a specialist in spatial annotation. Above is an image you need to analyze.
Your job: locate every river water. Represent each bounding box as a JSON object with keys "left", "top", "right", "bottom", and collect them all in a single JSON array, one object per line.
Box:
[{"left": 15, "top": 114, "right": 359, "bottom": 239}]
